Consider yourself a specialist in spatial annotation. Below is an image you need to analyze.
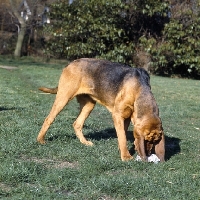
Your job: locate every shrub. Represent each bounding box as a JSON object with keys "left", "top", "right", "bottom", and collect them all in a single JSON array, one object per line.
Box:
[
  {"left": 44, "top": 0, "right": 168, "bottom": 65},
  {"left": 44, "top": 0, "right": 133, "bottom": 63},
  {"left": 140, "top": 1, "right": 200, "bottom": 78}
]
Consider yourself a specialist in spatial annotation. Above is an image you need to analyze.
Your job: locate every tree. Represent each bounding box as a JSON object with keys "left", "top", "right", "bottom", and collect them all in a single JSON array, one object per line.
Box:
[
  {"left": 8, "top": 0, "right": 49, "bottom": 57},
  {"left": 9, "top": 0, "right": 27, "bottom": 57}
]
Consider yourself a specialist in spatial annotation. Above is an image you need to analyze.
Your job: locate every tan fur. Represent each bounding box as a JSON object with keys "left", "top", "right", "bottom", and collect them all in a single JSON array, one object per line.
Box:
[
  {"left": 39, "top": 87, "right": 58, "bottom": 94},
  {"left": 37, "top": 58, "right": 165, "bottom": 162}
]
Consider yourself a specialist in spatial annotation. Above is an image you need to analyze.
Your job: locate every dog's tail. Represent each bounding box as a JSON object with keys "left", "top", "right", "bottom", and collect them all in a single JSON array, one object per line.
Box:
[{"left": 38, "top": 87, "right": 58, "bottom": 94}]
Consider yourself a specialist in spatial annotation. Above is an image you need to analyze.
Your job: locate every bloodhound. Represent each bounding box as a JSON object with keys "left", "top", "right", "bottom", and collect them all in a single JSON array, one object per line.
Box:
[{"left": 37, "top": 58, "right": 165, "bottom": 162}]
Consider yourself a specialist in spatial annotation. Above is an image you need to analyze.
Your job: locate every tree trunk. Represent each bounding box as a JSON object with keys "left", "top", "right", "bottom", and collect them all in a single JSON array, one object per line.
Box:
[
  {"left": 14, "top": 21, "right": 26, "bottom": 57},
  {"left": 9, "top": 0, "right": 27, "bottom": 57}
]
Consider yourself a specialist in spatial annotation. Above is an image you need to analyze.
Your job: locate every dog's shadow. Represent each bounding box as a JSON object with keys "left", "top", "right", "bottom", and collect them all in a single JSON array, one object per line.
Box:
[
  {"left": 0, "top": 107, "right": 24, "bottom": 112},
  {"left": 47, "top": 127, "right": 181, "bottom": 161},
  {"left": 87, "top": 128, "right": 181, "bottom": 160},
  {"left": 0, "top": 107, "right": 17, "bottom": 111}
]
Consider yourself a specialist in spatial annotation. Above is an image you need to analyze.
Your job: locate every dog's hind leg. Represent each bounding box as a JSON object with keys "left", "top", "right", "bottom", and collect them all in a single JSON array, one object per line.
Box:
[
  {"left": 37, "top": 66, "right": 83, "bottom": 144},
  {"left": 37, "top": 74, "right": 78, "bottom": 144},
  {"left": 37, "top": 87, "right": 75, "bottom": 144},
  {"left": 73, "top": 95, "right": 96, "bottom": 146}
]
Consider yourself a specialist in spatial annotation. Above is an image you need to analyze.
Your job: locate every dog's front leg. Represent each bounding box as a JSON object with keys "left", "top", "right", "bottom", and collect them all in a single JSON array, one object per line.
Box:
[
  {"left": 112, "top": 114, "right": 133, "bottom": 161},
  {"left": 134, "top": 136, "right": 147, "bottom": 161}
]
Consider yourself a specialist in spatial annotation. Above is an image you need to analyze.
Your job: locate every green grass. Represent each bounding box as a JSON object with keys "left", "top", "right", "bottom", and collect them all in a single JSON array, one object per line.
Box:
[{"left": 0, "top": 56, "right": 200, "bottom": 199}]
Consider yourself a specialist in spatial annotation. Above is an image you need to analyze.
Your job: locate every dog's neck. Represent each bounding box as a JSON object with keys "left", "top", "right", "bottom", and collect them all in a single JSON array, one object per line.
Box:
[{"left": 135, "top": 89, "right": 159, "bottom": 118}]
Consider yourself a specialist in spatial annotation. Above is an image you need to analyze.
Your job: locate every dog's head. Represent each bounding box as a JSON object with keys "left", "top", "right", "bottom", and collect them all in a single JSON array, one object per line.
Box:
[
  {"left": 134, "top": 116, "right": 164, "bottom": 155},
  {"left": 142, "top": 117, "right": 163, "bottom": 141}
]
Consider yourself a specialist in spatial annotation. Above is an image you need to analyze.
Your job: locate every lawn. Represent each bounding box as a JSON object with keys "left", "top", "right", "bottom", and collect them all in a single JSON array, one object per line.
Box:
[{"left": 0, "top": 56, "right": 200, "bottom": 199}]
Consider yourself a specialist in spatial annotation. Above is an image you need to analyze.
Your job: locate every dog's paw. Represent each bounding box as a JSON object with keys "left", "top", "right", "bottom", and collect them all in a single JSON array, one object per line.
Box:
[
  {"left": 121, "top": 155, "right": 133, "bottom": 161},
  {"left": 37, "top": 138, "right": 46, "bottom": 144},
  {"left": 84, "top": 140, "right": 94, "bottom": 146}
]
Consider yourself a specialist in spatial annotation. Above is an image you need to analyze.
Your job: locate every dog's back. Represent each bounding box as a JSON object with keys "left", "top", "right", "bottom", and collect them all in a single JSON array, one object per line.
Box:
[
  {"left": 39, "top": 58, "right": 151, "bottom": 102},
  {"left": 70, "top": 58, "right": 150, "bottom": 95}
]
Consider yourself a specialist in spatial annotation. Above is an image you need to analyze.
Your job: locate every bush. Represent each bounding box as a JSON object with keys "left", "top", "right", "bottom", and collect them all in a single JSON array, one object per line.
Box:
[
  {"left": 44, "top": 0, "right": 133, "bottom": 63},
  {"left": 43, "top": 0, "right": 200, "bottom": 78},
  {"left": 140, "top": 1, "right": 200, "bottom": 78},
  {"left": 44, "top": 0, "right": 168, "bottom": 64}
]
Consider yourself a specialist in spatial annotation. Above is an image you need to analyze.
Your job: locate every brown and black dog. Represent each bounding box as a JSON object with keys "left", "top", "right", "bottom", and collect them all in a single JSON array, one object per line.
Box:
[{"left": 37, "top": 58, "right": 165, "bottom": 162}]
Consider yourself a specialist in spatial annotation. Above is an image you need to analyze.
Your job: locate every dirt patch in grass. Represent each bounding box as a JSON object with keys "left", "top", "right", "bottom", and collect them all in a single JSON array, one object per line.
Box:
[
  {"left": 97, "top": 195, "right": 116, "bottom": 200},
  {"left": 20, "top": 156, "right": 79, "bottom": 169},
  {"left": 0, "top": 65, "right": 18, "bottom": 70},
  {"left": 0, "top": 183, "right": 12, "bottom": 192}
]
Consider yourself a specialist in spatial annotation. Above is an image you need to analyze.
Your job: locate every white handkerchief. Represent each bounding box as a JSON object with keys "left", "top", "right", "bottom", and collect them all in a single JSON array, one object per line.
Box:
[{"left": 135, "top": 154, "right": 160, "bottom": 163}]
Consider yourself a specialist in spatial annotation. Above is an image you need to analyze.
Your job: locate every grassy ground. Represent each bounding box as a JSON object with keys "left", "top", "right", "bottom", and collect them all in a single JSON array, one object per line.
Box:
[{"left": 0, "top": 56, "right": 200, "bottom": 199}]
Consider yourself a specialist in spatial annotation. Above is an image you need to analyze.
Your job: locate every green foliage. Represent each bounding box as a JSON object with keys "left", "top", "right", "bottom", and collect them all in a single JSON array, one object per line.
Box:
[
  {"left": 42, "top": 0, "right": 200, "bottom": 78},
  {"left": 137, "top": 0, "right": 169, "bottom": 16},
  {"left": 44, "top": 0, "right": 133, "bottom": 63},
  {"left": 140, "top": 2, "right": 200, "bottom": 78},
  {"left": 44, "top": 0, "right": 168, "bottom": 64}
]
